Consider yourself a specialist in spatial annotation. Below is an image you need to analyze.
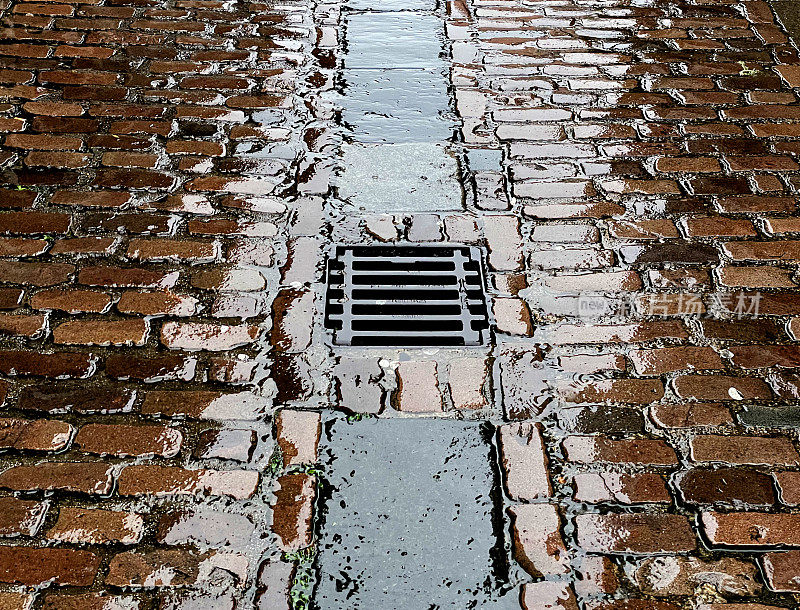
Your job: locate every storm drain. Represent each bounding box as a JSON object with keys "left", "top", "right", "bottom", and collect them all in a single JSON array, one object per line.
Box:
[{"left": 324, "top": 245, "right": 490, "bottom": 346}]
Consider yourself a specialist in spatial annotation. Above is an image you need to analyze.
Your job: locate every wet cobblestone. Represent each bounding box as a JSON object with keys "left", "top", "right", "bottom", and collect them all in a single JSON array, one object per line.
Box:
[{"left": 1, "top": 0, "right": 800, "bottom": 604}]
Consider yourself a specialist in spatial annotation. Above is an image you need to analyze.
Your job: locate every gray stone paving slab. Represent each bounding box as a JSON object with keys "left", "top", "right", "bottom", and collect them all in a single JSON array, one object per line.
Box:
[
  {"left": 314, "top": 417, "right": 517, "bottom": 609},
  {"left": 341, "top": 68, "right": 455, "bottom": 143},
  {"left": 344, "top": 12, "right": 446, "bottom": 69},
  {"left": 337, "top": 143, "right": 463, "bottom": 211}
]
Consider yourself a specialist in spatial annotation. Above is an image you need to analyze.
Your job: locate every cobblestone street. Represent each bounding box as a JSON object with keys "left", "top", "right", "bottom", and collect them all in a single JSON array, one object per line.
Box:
[{"left": 2, "top": 0, "right": 800, "bottom": 606}]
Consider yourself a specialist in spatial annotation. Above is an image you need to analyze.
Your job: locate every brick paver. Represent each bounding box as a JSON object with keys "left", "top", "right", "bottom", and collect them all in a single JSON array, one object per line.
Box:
[{"left": 1, "top": 0, "right": 800, "bottom": 605}]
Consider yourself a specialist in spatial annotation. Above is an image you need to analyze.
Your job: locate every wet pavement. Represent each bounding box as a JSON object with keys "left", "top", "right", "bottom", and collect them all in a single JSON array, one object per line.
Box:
[
  {"left": 315, "top": 417, "right": 518, "bottom": 609},
  {"left": 336, "top": 0, "right": 463, "bottom": 211},
  {"left": 2, "top": 0, "right": 800, "bottom": 606},
  {"left": 771, "top": 2, "right": 800, "bottom": 43}
]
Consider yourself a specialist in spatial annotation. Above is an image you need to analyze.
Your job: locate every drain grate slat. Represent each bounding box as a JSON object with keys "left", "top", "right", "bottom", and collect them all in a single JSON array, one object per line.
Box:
[{"left": 324, "top": 245, "right": 490, "bottom": 346}]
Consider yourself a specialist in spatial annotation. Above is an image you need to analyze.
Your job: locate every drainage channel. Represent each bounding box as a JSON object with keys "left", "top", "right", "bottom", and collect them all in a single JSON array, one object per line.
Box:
[
  {"left": 334, "top": 0, "right": 464, "bottom": 212},
  {"left": 308, "top": 0, "right": 517, "bottom": 607}
]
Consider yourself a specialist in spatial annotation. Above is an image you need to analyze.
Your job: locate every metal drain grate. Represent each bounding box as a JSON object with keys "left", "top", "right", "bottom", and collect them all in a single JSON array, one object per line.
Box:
[{"left": 324, "top": 245, "right": 490, "bottom": 346}]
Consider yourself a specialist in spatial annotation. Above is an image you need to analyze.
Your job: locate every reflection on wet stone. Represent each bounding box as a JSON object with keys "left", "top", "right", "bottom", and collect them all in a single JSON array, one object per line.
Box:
[
  {"left": 273, "top": 354, "right": 313, "bottom": 404},
  {"left": 337, "top": 2, "right": 463, "bottom": 212},
  {"left": 559, "top": 406, "right": 646, "bottom": 435},
  {"left": 333, "top": 357, "right": 384, "bottom": 414},
  {"left": 315, "top": 418, "right": 516, "bottom": 608},
  {"left": 497, "top": 346, "right": 554, "bottom": 420},
  {"left": 341, "top": 69, "right": 454, "bottom": 143},
  {"left": 338, "top": 143, "right": 462, "bottom": 212},
  {"left": 344, "top": 13, "right": 445, "bottom": 69}
]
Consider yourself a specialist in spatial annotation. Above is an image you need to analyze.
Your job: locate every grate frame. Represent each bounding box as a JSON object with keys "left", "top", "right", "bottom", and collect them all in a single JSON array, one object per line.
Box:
[{"left": 324, "top": 244, "right": 491, "bottom": 347}]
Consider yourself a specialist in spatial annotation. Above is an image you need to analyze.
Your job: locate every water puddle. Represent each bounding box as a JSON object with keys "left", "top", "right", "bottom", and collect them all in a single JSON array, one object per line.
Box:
[
  {"left": 335, "top": 3, "right": 464, "bottom": 212},
  {"left": 314, "top": 417, "right": 517, "bottom": 609}
]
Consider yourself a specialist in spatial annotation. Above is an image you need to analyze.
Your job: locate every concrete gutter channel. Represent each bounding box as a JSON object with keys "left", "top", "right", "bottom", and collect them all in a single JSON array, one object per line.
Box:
[{"left": 303, "top": 0, "right": 523, "bottom": 605}]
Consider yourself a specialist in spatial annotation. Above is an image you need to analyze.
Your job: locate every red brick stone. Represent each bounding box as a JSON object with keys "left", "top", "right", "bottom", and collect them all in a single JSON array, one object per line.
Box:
[
  {"left": 0, "top": 417, "right": 72, "bottom": 451},
  {"left": 702, "top": 512, "right": 800, "bottom": 547},
  {"left": 51, "top": 190, "right": 130, "bottom": 208},
  {"left": 105, "top": 353, "right": 196, "bottom": 382},
  {"left": 30, "top": 289, "right": 111, "bottom": 313},
  {"left": 690, "top": 435, "right": 799, "bottom": 466},
  {"left": 448, "top": 357, "right": 489, "bottom": 410},
  {"left": 50, "top": 237, "right": 115, "bottom": 255},
  {"left": 0, "top": 288, "right": 22, "bottom": 309},
  {"left": 141, "top": 390, "right": 270, "bottom": 420},
  {"left": 655, "top": 157, "right": 721, "bottom": 173},
  {"left": 0, "top": 239, "right": 47, "bottom": 259},
  {"left": 563, "top": 436, "right": 678, "bottom": 465},
  {"left": 775, "top": 472, "right": 800, "bottom": 505},
  {"left": 762, "top": 551, "right": 800, "bottom": 592},
  {"left": 0, "top": 546, "right": 99, "bottom": 586},
  {"left": 118, "top": 465, "right": 258, "bottom": 499},
  {"left": 679, "top": 468, "right": 775, "bottom": 505},
  {"left": 271, "top": 473, "right": 314, "bottom": 552},
  {"left": 127, "top": 238, "right": 216, "bottom": 262},
  {"left": 53, "top": 319, "right": 148, "bottom": 346},
  {"left": 48, "top": 508, "right": 144, "bottom": 545},
  {"left": 270, "top": 289, "right": 314, "bottom": 353},
  {"left": 0, "top": 261, "right": 74, "bottom": 286},
  {"left": 634, "top": 556, "right": 760, "bottom": 597},
  {"left": 576, "top": 513, "right": 696, "bottom": 554},
  {"left": 395, "top": 361, "right": 441, "bottom": 413},
  {"left": 508, "top": 504, "right": 569, "bottom": 577},
  {"left": 608, "top": 219, "right": 679, "bottom": 239},
  {"left": 256, "top": 560, "right": 293, "bottom": 610},
  {"left": 685, "top": 217, "right": 756, "bottom": 237},
  {"left": 195, "top": 428, "right": 257, "bottom": 462},
  {"left": 0, "top": 462, "right": 113, "bottom": 494},
  {"left": 26, "top": 151, "right": 89, "bottom": 168},
  {"left": 573, "top": 472, "right": 670, "bottom": 504},
  {"left": 275, "top": 409, "right": 320, "bottom": 467},
  {"left": 79, "top": 266, "right": 178, "bottom": 289},
  {"left": 0, "top": 350, "right": 92, "bottom": 378},
  {"left": 75, "top": 423, "right": 181, "bottom": 457},
  {"left": 723, "top": 240, "right": 800, "bottom": 262},
  {"left": 560, "top": 378, "right": 664, "bottom": 404},
  {"left": 0, "top": 313, "right": 45, "bottom": 337},
  {"left": 117, "top": 291, "right": 198, "bottom": 317},
  {"left": 5, "top": 134, "right": 81, "bottom": 150},
  {"left": 650, "top": 403, "right": 733, "bottom": 428},
  {"left": 498, "top": 422, "right": 551, "bottom": 501},
  {"left": 718, "top": 267, "right": 796, "bottom": 289},
  {"left": 493, "top": 297, "right": 533, "bottom": 336},
  {"left": 574, "top": 556, "right": 619, "bottom": 598},
  {"left": 673, "top": 375, "right": 773, "bottom": 401},
  {"left": 0, "top": 497, "right": 47, "bottom": 536},
  {"left": 161, "top": 321, "right": 258, "bottom": 351},
  {"left": 106, "top": 549, "right": 212, "bottom": 588},
  {"left": 541, "top": 322, "right": 688, "bottom": 345},
  {"left": 520, "top": 582, "right": 578, "bottom": 610},
  {"left": 483, "top": 215, "right": 523, "bottom": 271},
  {"left": 630, "top": 346, "right": 722, "bottom": 375}
]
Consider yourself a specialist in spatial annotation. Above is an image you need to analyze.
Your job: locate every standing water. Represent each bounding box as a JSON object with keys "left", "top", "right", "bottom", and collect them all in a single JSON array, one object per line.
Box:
[{"left": 335, "top": 0, "right": 464, "bottom": 211}]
